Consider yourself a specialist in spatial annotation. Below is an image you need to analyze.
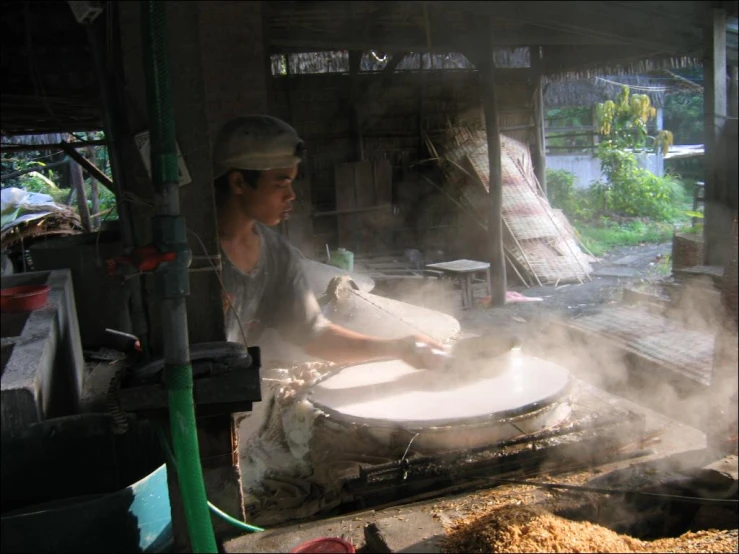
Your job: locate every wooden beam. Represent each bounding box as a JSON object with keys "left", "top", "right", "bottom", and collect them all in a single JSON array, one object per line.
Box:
[
  {"left": 543, "top": 45, "right": 662, "bottom": 75},
  {"left": 703, "top": 7, "right": 730, "bottom": 266},
  {"left": 268, "top": 31, "right": 447, "bottom": 54},
  {"left": 349, "top": 50, "right": 364, "bottom": 161},
  {"left": 267, "top": 25, "right": 629, "bottom": 54},
  {"left": 356, "top": 52, "right": 410, "bottom": 129},
  {"left": 730, "top": 65, "right": 738, "bottom": 119},
  {"left": 0, "top": 139, "right": 107, "bottom": 153},
  {"left": 312, "top": 204, "right": 393, "bottom": 218},
  {"left": 59, "top": 141, "right": 115, "bottom": 193},
  {"left": 480, "top": 16, "right": 507, "bottom": 307},
  {"left": 444, "top": 1, "right": 703, "bottom": 54}
]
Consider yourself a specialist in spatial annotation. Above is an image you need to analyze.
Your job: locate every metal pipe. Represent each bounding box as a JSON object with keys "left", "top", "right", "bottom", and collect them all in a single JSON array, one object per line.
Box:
[
  {"left": 142, "top": 2, "right": 216, "bottom": 551},
  {"left": 161, "top": 297, "right": 190, "bottom": 365}
]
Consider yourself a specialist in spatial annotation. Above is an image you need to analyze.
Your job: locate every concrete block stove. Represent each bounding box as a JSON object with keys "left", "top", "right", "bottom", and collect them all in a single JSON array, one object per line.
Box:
[{"left": 1, "top": 270, "right": 85, "bottom": 433}]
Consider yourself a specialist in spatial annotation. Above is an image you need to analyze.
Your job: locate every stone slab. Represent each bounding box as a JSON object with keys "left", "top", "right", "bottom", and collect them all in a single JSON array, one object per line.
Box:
[
  {"left": 365, "top": 512, "right": 445, "bottom": 553},
  {"left": 592, "top": 267, "right": 639, "bottom": 278},
  {"left": 611, "top": 255, "right": 641, "bottom": 266},
  {"left": 223, "top": 512, "right": 366, "bottom": 554}
]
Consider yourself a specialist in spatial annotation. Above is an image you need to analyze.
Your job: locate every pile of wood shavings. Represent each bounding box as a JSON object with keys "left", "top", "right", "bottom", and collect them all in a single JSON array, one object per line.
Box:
[{"left": 442, "top": 504, "right": 738, "bottom": 553}]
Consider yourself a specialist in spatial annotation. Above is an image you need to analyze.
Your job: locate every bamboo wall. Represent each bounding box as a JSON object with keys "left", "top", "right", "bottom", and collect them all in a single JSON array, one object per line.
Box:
[{"left": 270, "top": 70, "right": 538, "bottom": 258}]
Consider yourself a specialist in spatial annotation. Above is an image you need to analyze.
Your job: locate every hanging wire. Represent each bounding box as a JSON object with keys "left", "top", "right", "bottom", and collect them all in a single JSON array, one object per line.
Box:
[{"left": 594, "top": 76, "right": 668, "bottom": 92}]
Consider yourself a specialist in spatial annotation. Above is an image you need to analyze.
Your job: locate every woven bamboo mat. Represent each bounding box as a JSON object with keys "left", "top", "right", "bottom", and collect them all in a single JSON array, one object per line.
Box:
[
  {"left": 426, "top": 124, "right": 592, "bottom": 285},
  {"left": 629, "top": 330, "right": 715, "bottom": 386},
  {"left": 565, "top": 306, "right": 715, "bottom": 386}
]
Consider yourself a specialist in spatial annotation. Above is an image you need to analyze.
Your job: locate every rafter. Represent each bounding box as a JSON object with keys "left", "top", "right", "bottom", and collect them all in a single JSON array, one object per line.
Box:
[{"left": 433, "top": 1, "right": 704, "bottom": 55}]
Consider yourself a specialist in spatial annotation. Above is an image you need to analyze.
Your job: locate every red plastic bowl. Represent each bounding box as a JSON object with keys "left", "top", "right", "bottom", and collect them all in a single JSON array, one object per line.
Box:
[
  {"left": 290, "top": 537, "right": 356, "bottom": 553},
  {"left": 0, "top": 285, "right": 51, "bottom": 313}
]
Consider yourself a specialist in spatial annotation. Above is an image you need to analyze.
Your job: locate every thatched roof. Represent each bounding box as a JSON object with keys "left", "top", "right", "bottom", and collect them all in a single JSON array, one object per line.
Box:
[
  {"left": 544, "top": 71, "right": 704, "bottom": 109},
  {"left": 270, "top": 49, "right": 531, "bottom": 76},
  {"left": 542, "top": 54, "right": 704, "bottom": 83},
  {"left": 1, "top": 1, "right": 732, "bottom": 135}
]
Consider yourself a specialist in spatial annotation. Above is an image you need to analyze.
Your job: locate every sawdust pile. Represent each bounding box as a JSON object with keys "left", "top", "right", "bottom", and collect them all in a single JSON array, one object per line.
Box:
[{"left": 442, "top": 504, "right": 738, "bottom": 553}]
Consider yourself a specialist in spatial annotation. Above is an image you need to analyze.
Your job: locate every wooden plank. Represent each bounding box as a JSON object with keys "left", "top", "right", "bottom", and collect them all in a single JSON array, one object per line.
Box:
[
  {"left": 334, "top": 162, "right": 358, "bottom": 248},
  {"left": 59, "top": 140, "right": 114, "bottom": 192},
  {"left": 364, "top": 263, "right": 416, "bottom": 270},
  {"left": 374, "top": 159, "right": 393, "bottom": 205},
  {"left": 354, "top": 161, "right": 376, "bottom": 208},
  {"left": 334, "top": 163, "right": 357, "bottom": 210},
  {"left": 370, "top": 273, "right": 423, "bottom": 281}
]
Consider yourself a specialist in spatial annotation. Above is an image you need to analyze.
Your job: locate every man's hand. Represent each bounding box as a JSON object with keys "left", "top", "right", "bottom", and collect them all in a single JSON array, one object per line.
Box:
[
  {"left": 396, "top": 334, "right": 451, "bottom": 370},
  {"left": 303, "top": 324, "right": 451, "bottom": 369}
]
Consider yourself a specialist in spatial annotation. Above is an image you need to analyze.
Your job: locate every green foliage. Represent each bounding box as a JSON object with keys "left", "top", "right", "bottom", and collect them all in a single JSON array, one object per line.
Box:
[
  {"left": 663, "top": 92, "right": 703, "bottom": 145},
  {"left": 592, "top": 144, "right": 686, "bottom": 220},
  {"left": 2, "top": 133, "right": 118, "bottom": 223},
  {"left": 546, "top": 168, "right": 576, "bottom": 212},
  {"left": 576, "top": 219, "right": 676, "bottom": 256},
  {"left": 588, "top": 85, "right": 685, "bottom": 222},
  {"left": 595, "top": 85, "right": 672, "bottom": 153},
  {"left": 546, "top": 168, "right": 596, "bottom": 220}
]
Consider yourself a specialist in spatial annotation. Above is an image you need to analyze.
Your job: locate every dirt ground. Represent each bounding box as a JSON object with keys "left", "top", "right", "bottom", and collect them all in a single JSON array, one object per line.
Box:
[
  {"left": 442, "top": 241, "right": 673, "bottom": 340},
  {"left": 372, "top": 241, "right": 674, "bottom": 343}
]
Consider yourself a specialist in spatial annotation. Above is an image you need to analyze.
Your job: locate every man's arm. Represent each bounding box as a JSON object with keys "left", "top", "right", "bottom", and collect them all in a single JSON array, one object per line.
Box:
[{"left": 303, "top": 323, "right": 447, "bottom": 368}]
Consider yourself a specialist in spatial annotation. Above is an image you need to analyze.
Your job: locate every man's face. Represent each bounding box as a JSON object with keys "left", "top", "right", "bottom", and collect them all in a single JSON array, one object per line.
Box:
[{"left": 232, "top": 166, "right": 298, "bottom": 226}]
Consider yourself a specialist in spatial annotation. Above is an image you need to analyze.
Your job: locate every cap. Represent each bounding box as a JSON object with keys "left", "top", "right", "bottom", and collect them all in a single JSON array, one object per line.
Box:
[{"left": 213, "top": 115, "right": 305, "bottom": 177}]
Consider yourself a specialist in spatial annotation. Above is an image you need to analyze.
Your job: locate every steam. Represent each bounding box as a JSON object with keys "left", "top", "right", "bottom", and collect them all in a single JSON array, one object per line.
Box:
[
  {"left": 238, "top": 237, "right": 737, "bottom": 525},
  {"left": 377, "top": 244, "right": 737, "bottom": 459}
]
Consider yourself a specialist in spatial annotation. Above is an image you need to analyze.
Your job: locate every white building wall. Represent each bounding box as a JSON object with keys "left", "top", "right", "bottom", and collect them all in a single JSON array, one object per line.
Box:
[{"left": 546, "top": 152, "right": 664, "bottom": 189}]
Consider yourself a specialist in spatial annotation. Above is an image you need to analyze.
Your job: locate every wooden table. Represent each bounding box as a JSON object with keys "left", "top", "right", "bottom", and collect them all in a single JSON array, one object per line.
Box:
[{"left": 425, "top": 259, "right": 492, "bottom": 309}]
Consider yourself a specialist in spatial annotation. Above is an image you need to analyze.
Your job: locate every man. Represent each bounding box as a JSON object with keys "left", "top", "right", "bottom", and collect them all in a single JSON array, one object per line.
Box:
[{"left": 213, "top": 115, "right": 446, "bottom": 368}]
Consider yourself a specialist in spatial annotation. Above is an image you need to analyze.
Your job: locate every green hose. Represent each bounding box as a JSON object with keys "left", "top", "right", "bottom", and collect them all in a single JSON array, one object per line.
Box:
[
  {"left": 155, "top": 420, "right": 265, "bottom": 534},
  {"left": 164, "top": 366, "right": 220, "bottom": 552},
  {"left": 142, "top": 1, "right": 217, "bottom": 551}
]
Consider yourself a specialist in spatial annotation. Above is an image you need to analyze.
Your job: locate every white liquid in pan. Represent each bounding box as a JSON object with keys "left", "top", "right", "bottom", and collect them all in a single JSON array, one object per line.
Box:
[{"left": 309, "top": 352, "right": 571, "bottom": 424}]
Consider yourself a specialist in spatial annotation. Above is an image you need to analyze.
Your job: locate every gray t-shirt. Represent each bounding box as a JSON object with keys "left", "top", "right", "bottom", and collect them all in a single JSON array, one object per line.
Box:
[{"left": 221, "top": 222, "right": 329, "bottom": 347}]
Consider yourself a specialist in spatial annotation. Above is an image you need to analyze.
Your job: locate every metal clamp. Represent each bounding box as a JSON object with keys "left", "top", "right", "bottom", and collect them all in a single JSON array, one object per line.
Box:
[{"left": 106, "top": 245, "right": 176, "bottom": 276}]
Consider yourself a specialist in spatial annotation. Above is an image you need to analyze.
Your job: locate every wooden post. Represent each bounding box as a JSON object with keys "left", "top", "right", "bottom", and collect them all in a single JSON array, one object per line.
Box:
[
  {"left": 730, "top": 65, "right": 738, "bottom": 119},
  {"left": 703, "top": 7, "right": 729, "bottom": 266},
  {"left": 480, "top": 18, "right": 507, "bottom": 307},
  {"left": 349, "top": 50, "right": 364, "bottom": 162},
  {"left": 70, "top": 158, "right": 91, "bottom": 232},
  {"left": 531, "top": 45, "right": 547, "bottom": 196}
]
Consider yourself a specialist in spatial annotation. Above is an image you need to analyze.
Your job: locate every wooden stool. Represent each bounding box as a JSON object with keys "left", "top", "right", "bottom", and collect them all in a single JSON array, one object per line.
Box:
[{"left": 425, "top": 259, "right": 492, "bottom": 309}]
